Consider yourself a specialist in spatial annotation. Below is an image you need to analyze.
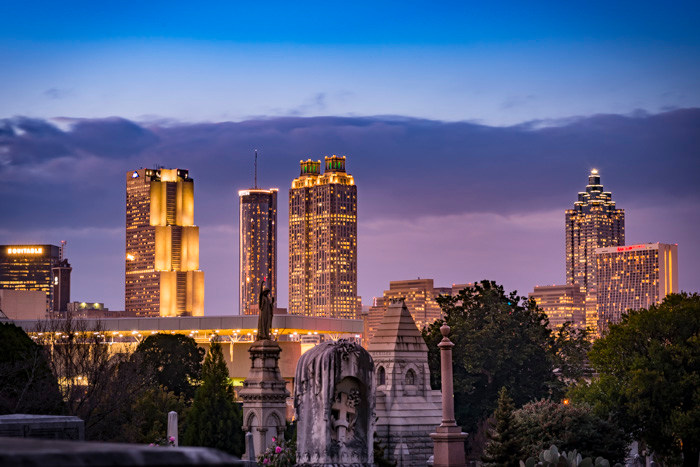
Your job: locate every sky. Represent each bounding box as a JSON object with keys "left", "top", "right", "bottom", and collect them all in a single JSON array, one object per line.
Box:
[{"left": 1, "top": 1, "right": 698, "bottom": 313}]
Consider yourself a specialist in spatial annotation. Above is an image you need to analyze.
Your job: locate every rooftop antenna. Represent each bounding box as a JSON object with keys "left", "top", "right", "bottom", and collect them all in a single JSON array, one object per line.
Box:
[
  {"left": 254, "top": 149, "right": 258, "bottom": 189},
  {"left": 60, "top": 240, "right": 67, "bottom": 261}
]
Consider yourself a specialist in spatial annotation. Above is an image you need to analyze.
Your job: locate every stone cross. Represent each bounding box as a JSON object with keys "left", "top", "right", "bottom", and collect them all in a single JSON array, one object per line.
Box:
[{"left": 332, "top": 392, "right": 356, "bottom": 441}]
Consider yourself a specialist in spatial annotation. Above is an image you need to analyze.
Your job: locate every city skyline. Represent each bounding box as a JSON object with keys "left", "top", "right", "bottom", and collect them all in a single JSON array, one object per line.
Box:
[
  {"left": 0, "top": 112, "right": 697, "bottom": 313},
  {"left": 1, "top": 2, "right": 698, "bottom": 313}
]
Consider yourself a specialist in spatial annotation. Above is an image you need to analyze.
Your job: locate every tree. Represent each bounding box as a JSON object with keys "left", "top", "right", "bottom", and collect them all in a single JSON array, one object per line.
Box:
[
  {"left": 0, "top": 323, "right": 64, "bottom": 415},
  {"left": 119, "top": 386, "right": 189, "bottom": 444},
  {"left": 423, "top": 280, "right": 558, "bottom": 436},
  {"left": 135, "top": 333, "right": 204, "bottom": 400},
  {"left": 482, "top": 387, "right": 523, "bottom": 466},
  {"left": 33, "top": 315, "right": 148, "bottom": 440},
  {"left": 569, "top": 293, "right": 700, "bottom": 466},
  {"left": 551, "top": 322, "right": 592, "bottom": 386},
  {"left": 183, "top": 341, "right": 244, "bottom": 456},
  {"left": 513, "top": 400, "right": 628, "bottom": 464}
]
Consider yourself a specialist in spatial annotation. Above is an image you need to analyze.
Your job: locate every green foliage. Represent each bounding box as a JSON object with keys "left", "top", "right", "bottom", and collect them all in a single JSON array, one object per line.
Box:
[
  {"left": 183, "top": 341, "right": 244, "bottom": 456},
  {"left": 0, "top": 323, "right": 64, "bottom": 415},
  {"left": 569, "top": 293, "right": 700, "bottom": 465},
  {"left": 135, "top": 333, "right": 204, "bottom": 400},
  {"left": 423, "top": 280, "right": 559, "bottom": 435},
  {"left": 551, "top": 322, "right": 593, "bottom": 385},
  {"left": 513, "top": 400, "right": 628, "bottom": 464},
  {"left": 119, "top": 386, "right": 189, "bottom": 444},
  {"left": 373, "top": 438, "right": 397, "bottom": 467},
  {"left": 258, "top": 437, "right": 296, "bottom": 466},
  {"left": 520, "top": 445, "right": 622, "bottom": 467},
  {"left": 483, "top": 387, "right": 523, "bottom": 466}
]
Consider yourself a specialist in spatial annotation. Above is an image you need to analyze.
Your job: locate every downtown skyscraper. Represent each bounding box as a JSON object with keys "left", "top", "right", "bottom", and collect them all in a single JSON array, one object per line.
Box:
[
  {"left": 239, "top": 188, "right": 278, "bottom": 315},
  {"left": 289, "top": 155, "right": 358, "bottom": 318},
  {"left": 596, "top": 243, "right": 678, "bottom": 331},
  {"left": 125, "top": 168, "right": 204, "bottom": 317},
  {"left": 565, "top": 169, "right": 624, "bottom": 330}
]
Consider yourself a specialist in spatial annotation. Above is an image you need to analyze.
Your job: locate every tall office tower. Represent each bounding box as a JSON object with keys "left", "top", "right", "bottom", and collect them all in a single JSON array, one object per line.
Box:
[
  {"left": 565, "top": 169, "right": 625, "bottom": 331},
  {"left": 239, "top": 188, "right": 278, "bottom": 315},
  {"left": 0, "top": 244, "right": 60, "bottom": 313},
  {"left": 125, "top": 168, "right": 204, "bottom": 317},
  {"left": 596, "top": 243, "right": 678, "bottom": 333},
  {"left": 289, "top": 155, "right": 357, "bottom": 318},
  {"left": 51, "top": 259, "right": 72, "bottom": 313},
  {"left": 529, "top": 284, "right": 586, "bottom": 330}
]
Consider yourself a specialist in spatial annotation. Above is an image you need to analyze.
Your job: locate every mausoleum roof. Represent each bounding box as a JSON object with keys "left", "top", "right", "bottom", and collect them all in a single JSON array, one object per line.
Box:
[{"left": 367, "top": 301, "right": 429, "bottom": 353}]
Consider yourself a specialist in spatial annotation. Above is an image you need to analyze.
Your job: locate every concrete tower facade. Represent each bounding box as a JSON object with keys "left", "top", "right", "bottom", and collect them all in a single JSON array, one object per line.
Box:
[
  {"left": 239, "top": 189, "right": 278, "bottom": 315},
  {"left": 0, "top": 244, "right": 60, "bottom": 314},
  {"left": 565, "top": 169, "right": 624, "bottom": 330},
  {"left": 595, "top": 243, "right": 678, "bottom": 332},
  {"left": 125, "top": 168, "right": 204, "bottom": 317},
  {"left": 289, "top": 155, "right": 357, "bottom": 318}
]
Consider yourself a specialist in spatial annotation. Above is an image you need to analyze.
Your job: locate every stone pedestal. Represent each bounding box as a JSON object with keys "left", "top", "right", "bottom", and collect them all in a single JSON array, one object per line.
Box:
[
  {"left": 238, "top": 339, "right": 289, "bottom": 460},
  {"left": 430, "top": 325, "right": 467, "bottom": 467}
]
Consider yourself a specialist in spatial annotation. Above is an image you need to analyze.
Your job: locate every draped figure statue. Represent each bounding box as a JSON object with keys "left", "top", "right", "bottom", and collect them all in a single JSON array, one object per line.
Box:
[{"left": 257, "top": 280, "right": 274, "bottom": 340}]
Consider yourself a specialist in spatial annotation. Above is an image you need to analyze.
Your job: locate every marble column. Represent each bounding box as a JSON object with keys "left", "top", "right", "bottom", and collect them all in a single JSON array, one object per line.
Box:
[{"left": 430, "top": 324, "right": 467, "bottom": 467}]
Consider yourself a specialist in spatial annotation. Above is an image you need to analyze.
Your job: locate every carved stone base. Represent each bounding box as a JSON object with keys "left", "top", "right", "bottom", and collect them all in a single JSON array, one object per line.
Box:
[
  {"left": 430, "top": 426, "right": 468, "bottom": 467},
  {"left": 239, "top": 339, "right": 290, "bottom": 460}
]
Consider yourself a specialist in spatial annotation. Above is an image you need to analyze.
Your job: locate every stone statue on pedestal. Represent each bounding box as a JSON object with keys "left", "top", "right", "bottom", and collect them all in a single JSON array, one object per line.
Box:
[
  {"left": 257, "top": 280, "right": 274, "bottom": 340},
  {"left": 240, "top": 281, "right": 288, "bottom": 460}
]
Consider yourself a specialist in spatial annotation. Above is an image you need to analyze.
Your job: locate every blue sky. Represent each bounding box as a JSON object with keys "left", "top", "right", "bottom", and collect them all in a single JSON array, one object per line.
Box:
[
  {"left": 2, "top": 1, "right": 700, "bottom": 125},
  {"left": 1, "top": 2, "right": 698, "bottom": 312}
]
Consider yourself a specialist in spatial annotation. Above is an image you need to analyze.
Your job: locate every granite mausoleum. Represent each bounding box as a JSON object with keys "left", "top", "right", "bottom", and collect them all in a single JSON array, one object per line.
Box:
[{"left": 368, "top": 300, "right": 442, "bottom": 466}]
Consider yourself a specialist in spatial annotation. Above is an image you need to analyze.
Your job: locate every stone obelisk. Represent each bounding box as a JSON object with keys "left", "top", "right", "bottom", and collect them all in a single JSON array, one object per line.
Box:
[
  {"left": 430, "top": 324, "right": 467, "bottom": 467},
  {"left": 239, "top": 282, "right": 289, "bottom": 459}
]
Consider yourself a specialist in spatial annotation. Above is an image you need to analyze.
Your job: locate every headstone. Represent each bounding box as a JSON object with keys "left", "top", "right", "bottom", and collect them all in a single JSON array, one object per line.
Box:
[
  {"left": 295, "top": 339, "right": 375, "bottom": 466},
  {"left": 0, "top": 414, "right": 84, "bottom": 440},
  {"left": 167, "top": 411, "right": 178, "bottom": 447},
  {"left": 368, "top": 300, "right": 442, "bottom": 466}
]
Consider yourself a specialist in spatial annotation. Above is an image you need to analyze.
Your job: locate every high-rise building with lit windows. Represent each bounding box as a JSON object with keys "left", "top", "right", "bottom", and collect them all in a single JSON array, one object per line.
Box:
[
  {"left": 125, "top": 168, "right": 204, "bottom": 317},
  {"left": 595, "top": 243, "right": 678, "bottom": 332},
  {"left": 289, "top": 155, "right": 357, "bottom": 318},
  {"left": 0, "top": 244, "right": 61, "bottom": 314},
  {"left": 239, "top": 188, "right": 278, "bottom": 315},
  {"left": 529, "top": 284, "right": 586, "bottom": 330},
  {"left": 565, "top": 169, "right": 625, "bottom": 331}
]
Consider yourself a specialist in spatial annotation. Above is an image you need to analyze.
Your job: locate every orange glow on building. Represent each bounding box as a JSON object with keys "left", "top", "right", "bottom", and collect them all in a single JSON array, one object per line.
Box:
[{"left": 126, "top": 168, "right": 204, "bottom": 317}]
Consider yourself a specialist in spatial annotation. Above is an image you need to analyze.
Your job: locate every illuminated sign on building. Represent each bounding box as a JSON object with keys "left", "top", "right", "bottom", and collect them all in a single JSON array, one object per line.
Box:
[
  {"left": 7, "top": 247, "right": 44, "bottom": 255},
  {"left": 616, "top": 244, "right": 647, "bottom": 252}
]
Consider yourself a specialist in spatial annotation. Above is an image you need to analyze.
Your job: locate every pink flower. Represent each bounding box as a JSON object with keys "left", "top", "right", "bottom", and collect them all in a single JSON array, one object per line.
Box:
[
  {"left": 263, "top": 458, "right": 269, "bottom": 464},
  {"left": 271, "top": 437, "right": 276, "bottom": 442},
  {"left": 275, "top": 446, "right": 282, "bottom": 454},
  {"left": 169, "top": 436, "right": 175, "bottom": 442}
]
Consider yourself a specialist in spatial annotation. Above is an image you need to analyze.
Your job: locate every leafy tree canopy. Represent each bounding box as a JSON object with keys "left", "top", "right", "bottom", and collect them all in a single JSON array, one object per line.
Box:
[
  {"left": 569, "top": 293, "right": 700, "bottom": 466},
  {"left": 183, "top": 341, "right": 243, "bottom": 456},
  {"left": 135, "top": 333, "right": 204, "bottom": 400},
  {"left": 0, "top": 323, "right": 64, "bottom": 415},
  {"left": 514, "top": 400, "right": 628, "bottom": 464},
  {"left": 424, "top": 280, "right": 568, "bottom": 435}
]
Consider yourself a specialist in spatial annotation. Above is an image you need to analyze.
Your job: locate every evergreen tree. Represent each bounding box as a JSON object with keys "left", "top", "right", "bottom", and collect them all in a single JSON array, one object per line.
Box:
[
  {"left": 183, "top": 341, "right": 244, "bottom": 456},
  {"left": 482, "top": 387, "right": 522, "bottom": 466}
]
